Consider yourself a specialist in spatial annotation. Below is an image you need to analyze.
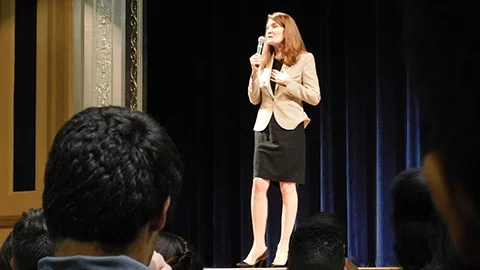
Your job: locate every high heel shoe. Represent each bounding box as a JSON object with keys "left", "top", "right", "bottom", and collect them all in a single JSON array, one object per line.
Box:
[
  {"left": 270, "top": 251, "right": 288, "bottom": 267},
  {"left": 270, "top": 260, "right": 288, "bottom": 268},
  {"left": 236, "top": 249, "right": 268, "bottom": 268}
]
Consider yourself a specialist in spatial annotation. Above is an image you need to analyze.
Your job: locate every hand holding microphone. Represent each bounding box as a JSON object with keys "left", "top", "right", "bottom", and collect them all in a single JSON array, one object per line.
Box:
[
  {"left": 250, "top": 36, "right": 265, "bottom": 76},
  {"left": 250, "top": 54, "right": 262, "bottom": 70}
]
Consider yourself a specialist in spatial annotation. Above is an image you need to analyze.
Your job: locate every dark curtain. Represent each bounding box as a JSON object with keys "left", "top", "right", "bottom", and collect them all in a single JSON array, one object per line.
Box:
[
  {"left": 13, "top": 0, "right": 37, "bottom": 192},
  {"left": 146, "top": 0, "right": 425, "bottom": 267}
]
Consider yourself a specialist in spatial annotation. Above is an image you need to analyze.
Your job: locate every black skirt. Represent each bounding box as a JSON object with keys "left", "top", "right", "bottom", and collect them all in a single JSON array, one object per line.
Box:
[{"left": 253, "top": 116, "right": 306, "bottom": 185}]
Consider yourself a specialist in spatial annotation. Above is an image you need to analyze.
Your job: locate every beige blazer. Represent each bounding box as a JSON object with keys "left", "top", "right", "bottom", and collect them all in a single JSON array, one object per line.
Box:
[{"left": 248, "top": 52, "right": 321, "bottom": 131}]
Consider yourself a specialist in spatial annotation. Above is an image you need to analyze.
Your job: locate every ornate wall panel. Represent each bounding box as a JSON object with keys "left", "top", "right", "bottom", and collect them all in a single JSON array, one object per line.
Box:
[{"left": 74, "top": 0, "right": 144, "bottom": 111}]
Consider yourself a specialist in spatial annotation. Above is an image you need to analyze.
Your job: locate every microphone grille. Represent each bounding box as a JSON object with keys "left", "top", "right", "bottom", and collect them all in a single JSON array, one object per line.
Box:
[{"left": 258, "top": 36, "right": 265, "bottom": 43}]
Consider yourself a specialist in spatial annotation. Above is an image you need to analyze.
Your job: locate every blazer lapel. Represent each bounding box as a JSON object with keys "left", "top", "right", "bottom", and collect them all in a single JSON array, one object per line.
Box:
[{"left": 264, "top": 56, "right": 275, "bottom": 98}]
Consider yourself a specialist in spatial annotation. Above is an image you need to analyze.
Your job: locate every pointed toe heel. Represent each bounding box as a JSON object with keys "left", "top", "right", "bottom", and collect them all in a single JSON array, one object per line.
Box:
[{"left": 236, "top": 249, "right": 268, "bottom": 268}]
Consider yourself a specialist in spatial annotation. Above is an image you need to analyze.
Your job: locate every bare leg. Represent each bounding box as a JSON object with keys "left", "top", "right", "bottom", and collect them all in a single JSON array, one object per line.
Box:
[
  {"left": 273, "top": 181, "right": 298, "bottom": 265},
  {"left": 243, "top": 177, "right": 270, "bottom": 265}
]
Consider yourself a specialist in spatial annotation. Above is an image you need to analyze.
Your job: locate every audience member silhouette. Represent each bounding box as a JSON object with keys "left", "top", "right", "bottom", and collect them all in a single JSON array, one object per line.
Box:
[
  {"left": 0, "top": 232, "right": 13, "bottom": 270},
  {"left": 155, "top": 231, "right": 203, "bottom": 270},
  {"left": 390, "top": 168, "right": 435, "bottom": 270},
  {"left": 391, "top": 167, "right": 478, "bottom": 270},
  {"left": 288, "top": 212, "right": 348, "bottom": 270},
  {"left": 38, "top": 106, "right": 184, "bottom": 269},
  {"left": 10, "top": 208, "right": 54, "bottom": 270}
]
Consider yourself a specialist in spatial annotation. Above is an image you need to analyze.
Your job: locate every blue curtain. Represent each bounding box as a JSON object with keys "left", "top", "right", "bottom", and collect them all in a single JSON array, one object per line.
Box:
[{"left": 146, "top": 0, "right": 425, "bottom": 267}]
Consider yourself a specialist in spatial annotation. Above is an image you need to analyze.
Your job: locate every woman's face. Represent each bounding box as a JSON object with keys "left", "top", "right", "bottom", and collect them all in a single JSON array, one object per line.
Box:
[{"left": 265, "top": 19, "right": 284, "bottom": 48}]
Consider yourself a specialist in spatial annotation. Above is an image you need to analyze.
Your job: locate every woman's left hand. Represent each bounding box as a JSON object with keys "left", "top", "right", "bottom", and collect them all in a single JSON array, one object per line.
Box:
[{"left": 270, "top": 69, "right": 290, "bottom": 86}]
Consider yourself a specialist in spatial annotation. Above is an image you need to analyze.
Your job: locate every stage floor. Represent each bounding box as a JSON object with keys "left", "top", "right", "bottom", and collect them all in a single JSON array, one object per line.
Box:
[
  {"left": 203, "top": 267, "right": 402, "bottom": 270},
  {"left": 204, "top": 268, "right": 286, "bottom": 270}
]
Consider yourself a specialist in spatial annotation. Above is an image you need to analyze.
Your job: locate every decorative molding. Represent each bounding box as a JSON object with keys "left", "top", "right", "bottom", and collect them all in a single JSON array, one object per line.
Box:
[
  {"left": 128, "top": 0, "right": 138, "bottom": 110},
  {"left": 76, "top": 0, "right": 144, "bottom": 111},
  {"left": 0, "top": 215, "right": 20, "bottom": 229},
  {"left": 141, "top": 0, "right": 147, "bottom": 112},
  {"left": 126, "top": 0, "right": 142, "bottom": 111},
  {"left": 94, "top": 0, "right": 113, "bottom": 107}
]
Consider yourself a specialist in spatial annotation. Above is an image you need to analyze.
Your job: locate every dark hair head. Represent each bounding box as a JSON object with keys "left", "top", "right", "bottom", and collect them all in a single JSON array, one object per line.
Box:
[
  {"left": 0, "top": 231, "right": 13, "bottom": 270},
  {"left": 10, "top": 208, "right": 53, "bottom": 270},
  {"left": 43, "top": 106, "right": 184, "bottom": 254},
  {"left": 289, "top": 212, "right": 345, "bottom": 270},
  {"left": 155, "top": 231, "right": 203, "bottom": 270},
  {"left": 390, "top": 168, "right": 436, "bottom": 269},
  {"left": 390, "top": 168, "right": 434, "bottom": 224}
]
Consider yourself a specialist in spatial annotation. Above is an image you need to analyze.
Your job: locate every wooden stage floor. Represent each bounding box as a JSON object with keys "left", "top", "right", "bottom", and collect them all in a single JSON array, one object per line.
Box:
[{"left": 204, "top": 267, "right": 402, "bottom": 270}]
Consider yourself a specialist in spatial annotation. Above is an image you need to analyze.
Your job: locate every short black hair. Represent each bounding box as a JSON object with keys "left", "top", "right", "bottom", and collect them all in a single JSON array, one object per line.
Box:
[
  {"left": 390, "top": 168, "right": 434, "bottom": 224},
  {"left": 43, "top": 106, "right": 184, "bottom": 253},
  {"left": 155, "top": 231, "right": 203, "bottom": 270},
  {"left": 0, "top": 231, "right": 13, "bottom": 270},
  {"left": 288, "top": 212, "right": 346, "bottom": 270},
  {"left": 11, "top": 208, "right": 53, "bottom": 270},
  {"left": 402, "top": 0, "right": 480, "bottom": 211},
  {"left": 390, "top": 168, "right": 435, "bottom": 270}
]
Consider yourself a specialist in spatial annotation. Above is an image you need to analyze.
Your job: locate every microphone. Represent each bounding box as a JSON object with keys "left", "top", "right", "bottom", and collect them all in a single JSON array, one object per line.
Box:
[
  {"left": 256, "top": 36, "right": 265, "bottom": 55},
  {"left": 254, "top": 36, "right": 265, "bottom": 68}
]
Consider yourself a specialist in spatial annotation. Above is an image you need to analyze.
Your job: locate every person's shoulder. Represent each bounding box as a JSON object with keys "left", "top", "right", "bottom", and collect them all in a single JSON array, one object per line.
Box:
[{"left": 298, "top": 51, "right": 315, "bottom": 62}]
